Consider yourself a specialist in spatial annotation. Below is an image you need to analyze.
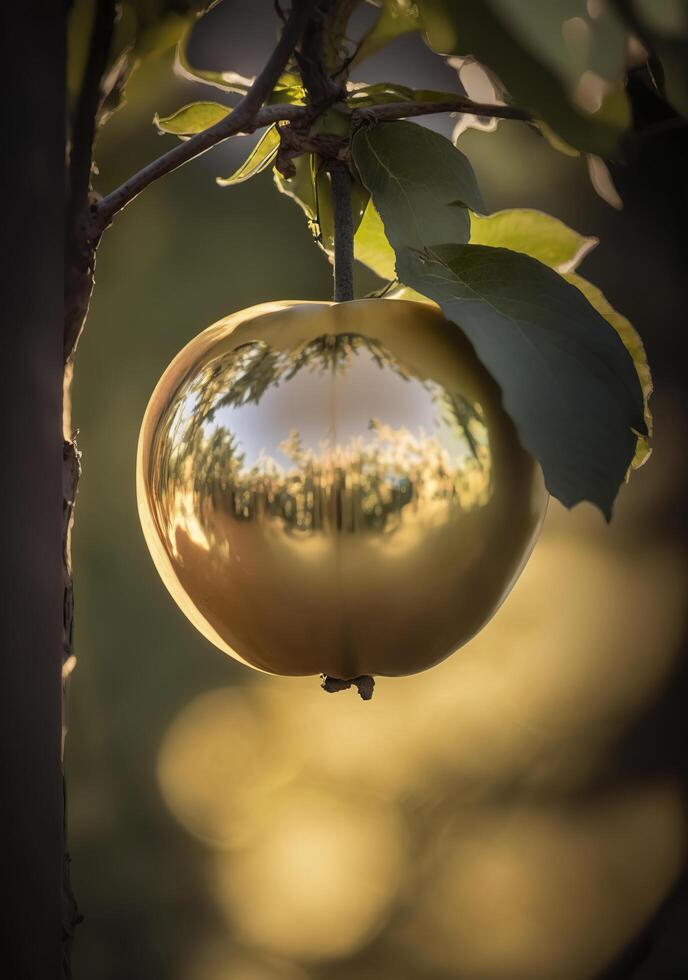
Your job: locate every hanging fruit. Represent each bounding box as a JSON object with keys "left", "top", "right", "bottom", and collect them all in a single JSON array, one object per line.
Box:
[{"left": 137, "top": 299, "right": 548, "bottom": 689}]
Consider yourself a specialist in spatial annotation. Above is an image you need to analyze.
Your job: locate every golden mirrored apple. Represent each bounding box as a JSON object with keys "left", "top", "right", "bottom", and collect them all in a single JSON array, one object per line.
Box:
[{"left": 137, "top": 299, "right": 547, "bottom": 679}]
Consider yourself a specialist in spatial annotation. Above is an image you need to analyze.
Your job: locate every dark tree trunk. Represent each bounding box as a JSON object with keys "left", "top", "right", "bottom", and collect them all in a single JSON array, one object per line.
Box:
[{"left": 1, "top": 3, "right": 66, "bottom": 976}]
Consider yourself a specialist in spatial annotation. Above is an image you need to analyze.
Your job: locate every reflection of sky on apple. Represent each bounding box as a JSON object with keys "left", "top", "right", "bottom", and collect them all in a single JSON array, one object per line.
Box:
[{"left": 200, "top": 340, "right": 487, "bottom": 474}]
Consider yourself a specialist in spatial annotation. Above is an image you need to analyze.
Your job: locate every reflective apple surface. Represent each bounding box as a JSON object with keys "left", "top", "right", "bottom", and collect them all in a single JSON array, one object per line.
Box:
[{"left": 137, "top": 300, "right": 547, "bottom": 678}]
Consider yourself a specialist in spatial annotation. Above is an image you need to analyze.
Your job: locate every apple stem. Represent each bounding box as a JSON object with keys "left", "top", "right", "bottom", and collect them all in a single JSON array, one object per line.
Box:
[
  {"left": 321, "top": 674, "right": 375, "bottom": 700},
  {"left": 329, "top": 160, "right": 355, "bottom": 302}
]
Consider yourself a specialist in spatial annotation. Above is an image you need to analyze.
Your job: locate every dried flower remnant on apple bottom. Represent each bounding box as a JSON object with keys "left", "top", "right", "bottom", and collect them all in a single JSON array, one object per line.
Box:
[{"left": 137, "top": 300, "right": 548, "bottom": 697}]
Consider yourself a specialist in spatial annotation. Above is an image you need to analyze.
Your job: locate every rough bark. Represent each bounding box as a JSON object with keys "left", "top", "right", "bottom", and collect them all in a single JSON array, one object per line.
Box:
[
  {"left": 1, "top": 2, "right": 65, "bottom": 976},
  {"left": 62, "top": 0, "right": 118, "bottom": 970}
]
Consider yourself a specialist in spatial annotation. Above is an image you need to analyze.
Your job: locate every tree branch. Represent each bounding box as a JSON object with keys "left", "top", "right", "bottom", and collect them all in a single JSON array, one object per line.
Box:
[
  {"left": 65, "top": 0, "right": 117, "bottom": 362},
  {"left": 95, "top": 10, "right": 531, "bottom": 236},
  {"left": 351, "top": 98, "right": 531, "bottom": 125},
  {"left": 95, "top": 0, "right": 316, "bottom": 228}
]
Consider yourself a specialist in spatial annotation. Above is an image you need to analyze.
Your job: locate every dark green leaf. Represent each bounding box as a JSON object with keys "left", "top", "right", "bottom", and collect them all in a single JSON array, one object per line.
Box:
[
  {"left": 434, "top": 203, "right": 651, "bottom": 474},
  {"left": 419, "top": 0, "right": 631, "bottom": 155},
  {"left": 396, "top": 243, "right": 645, "bottom": 517},
  {"left": 484, "top": 0, "right": 629, "bottom": 86},
  {"left": 352, "top": 121, "right": 485, "bottom": 254},
  {"left": 620, "top": 0, "right": 688, "bottom": 115},
  {"left": 656, "top": 50, "right": 688, "bottom": 116}
]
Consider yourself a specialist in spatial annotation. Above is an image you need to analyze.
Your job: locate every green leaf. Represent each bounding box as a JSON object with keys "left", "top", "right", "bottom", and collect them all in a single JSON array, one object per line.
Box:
[
  {"left": 315, "top": 167, "right": 371, "bottom": 254},
  {"left": 346, "top": 81, "right": 462, "bottom": 107},
  {"left": 216, "top": 125, "right": 281, "bottom": 186},
  {"left": 175, "top": 36, "right": 253, "bottom": 94},
  {"left": 154, "top": 101, "right": 229, "bottom": 136},
  {"left": 566, "top": 272, "right": 653, "bottom": 471},
  {"left": 270, "top": 84, "right": 308, "bottom": 106},
  {"left": 385, "top": 282, "right": 433, "bottom": 303},
  {"left": 382, "top": 205, "right": 650, "bottom": 478},
  {"left": 352, "top": 121, "right": 485, "bottom": 254},
  {"left": 411, "top": 87, "right": 465, "bottom": 102},
  {"left": 354, "top": 202, "right": 396, "bottom": 279},
  {"left": 273, "top": 154, "right": 319, "bottom": 236},
  {"left": 273, "top": 148, "right": 371, "bottom": 255},
  {"left": 175, "top": 31, "right": 306, "bottom": 104},
  {"left": 347, "top": 82, "right": 416, "bottom": 106},
  {"left": 382, "top": 204, "right": 650, "bottom": 478},
  {"left": 419, "top": 0, "right": 631, "bottom": 155},
  {"left": 310, "top": 107, "right": 352, "bottom": 138},
  {"left": 396, "top": 243, "right": 646, "bottom": 517},
  {"left": 469, "top": 209, "right": 598, "bottom": 273},
  {"left": 353, "top": 0, "right": 422, "bottom": 65}
]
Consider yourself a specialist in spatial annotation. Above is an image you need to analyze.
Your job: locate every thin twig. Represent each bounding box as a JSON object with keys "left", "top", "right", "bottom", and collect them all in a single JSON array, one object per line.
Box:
[
  {"left": 273, "top": 0, "right": 287, "bottom": 24},
  {"left": 329, "top": 161, "right": 354, "bottom": 301},
  {"left": 321, "top": 0, "right": 362, "bottom": 75},
  {"left": 95, "top": 0, "right": 315, "bottom": 228},
  {"left": 97, "top": 102, "right": 311, "bottom": 222},
  {"left": 331, "top": 35, "right": 364, "bottom": 80},
  {"left": 351, "top": 98, "right": 531, "bottom": 125},
  {"left": 298, "top": 0, "right": 343, "bottom": 104}
]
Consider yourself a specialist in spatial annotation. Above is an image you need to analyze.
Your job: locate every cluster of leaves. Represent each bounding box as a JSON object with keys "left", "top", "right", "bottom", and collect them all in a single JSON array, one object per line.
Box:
[
  {"left": 365, "top": 0, "right": 688, "bottom": 152},
  {"left": 146, "top": 0, "right": 683, "bottom": 516}
]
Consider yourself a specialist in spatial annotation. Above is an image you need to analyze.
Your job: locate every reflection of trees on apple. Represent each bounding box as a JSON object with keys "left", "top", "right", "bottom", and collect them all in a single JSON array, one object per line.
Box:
[
  {"left": 450, "top": 392, "right": 486, "bottom": 465},
  {"left": 150, "top": 334, "right": 492, "bottom": 546}
]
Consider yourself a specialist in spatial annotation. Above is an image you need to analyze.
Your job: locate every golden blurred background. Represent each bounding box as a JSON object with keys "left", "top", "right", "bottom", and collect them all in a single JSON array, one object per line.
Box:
[{"left": 68, "top": 2, "right": 688, "bottom": 978}]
